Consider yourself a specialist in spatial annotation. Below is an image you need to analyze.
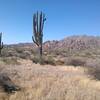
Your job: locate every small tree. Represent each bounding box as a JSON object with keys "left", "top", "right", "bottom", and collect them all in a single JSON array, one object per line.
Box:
[
  {"left": 0, "top": 32, "right": 3, "bottom": 56},
  {"left": 32, "top": 11, "right": 46, "bottom": 64}
]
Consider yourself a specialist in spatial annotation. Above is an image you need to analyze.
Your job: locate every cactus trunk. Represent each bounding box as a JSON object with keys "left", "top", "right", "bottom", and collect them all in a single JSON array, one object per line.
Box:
[
  {"left": 39, "top": 45, "right": 42, "bottom": 63},
  {"left": 0, "top": 32, "right": 3, "bottom": 56}
]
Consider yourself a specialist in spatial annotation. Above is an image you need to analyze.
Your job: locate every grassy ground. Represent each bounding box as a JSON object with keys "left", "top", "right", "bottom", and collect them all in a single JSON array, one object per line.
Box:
[{"left": 0, "top": 59, "right": 100, "bottom": 100}]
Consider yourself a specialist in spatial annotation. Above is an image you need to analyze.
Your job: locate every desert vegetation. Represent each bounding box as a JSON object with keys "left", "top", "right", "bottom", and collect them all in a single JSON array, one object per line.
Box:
[
  {"left": 0, "top": 60, "right": 100, "bottom": 100},
  {"left": 0, "top": 35, "right": 100, "bottom": 100},
  {"left": 0, "top": 10, "right": 100, "bottom": 100}
]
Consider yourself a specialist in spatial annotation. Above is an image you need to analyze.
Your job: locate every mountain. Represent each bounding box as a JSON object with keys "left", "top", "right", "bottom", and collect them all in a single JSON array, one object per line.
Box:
[
  {"left": 43, "top": 35, "right": 100, "bottom": 51},
  {"left": 2, "top": 35, "right": 100, "bottom": 59}
]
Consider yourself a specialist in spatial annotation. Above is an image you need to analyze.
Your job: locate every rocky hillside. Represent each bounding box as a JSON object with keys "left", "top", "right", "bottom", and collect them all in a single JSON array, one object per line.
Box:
[
  {"left": 5, "top": 35, "right": 100, "bottom": 51},
  {"left": 43, "top": 35, "right": 100, "bottom": 51},
  {"left": 1, "top": 35, "right": 100, "bottom": 59}
]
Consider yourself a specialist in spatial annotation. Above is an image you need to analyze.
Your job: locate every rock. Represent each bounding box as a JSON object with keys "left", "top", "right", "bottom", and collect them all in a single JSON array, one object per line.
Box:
[{"left": 0, "top": 74, "right": 21, "bottom": 93}]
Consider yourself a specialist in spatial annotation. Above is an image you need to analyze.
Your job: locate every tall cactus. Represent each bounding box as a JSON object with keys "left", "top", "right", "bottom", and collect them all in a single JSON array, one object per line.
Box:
[
  {"left": 0, "top": 32, "right": 3, "bottom": 56},
  {"left": 32, "top": 11, "right": 46, "bottom": 63}
]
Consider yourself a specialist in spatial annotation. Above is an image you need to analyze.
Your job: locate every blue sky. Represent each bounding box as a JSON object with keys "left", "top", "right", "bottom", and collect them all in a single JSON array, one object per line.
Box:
[{"left": 0, "top": 0, "right": 100, "bottom": 44}]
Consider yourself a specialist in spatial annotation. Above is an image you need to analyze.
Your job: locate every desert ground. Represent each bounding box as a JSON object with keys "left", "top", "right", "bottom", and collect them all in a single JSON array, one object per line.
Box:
[{"left": 0, "top": 59, "right": 100, "bottom": 100}]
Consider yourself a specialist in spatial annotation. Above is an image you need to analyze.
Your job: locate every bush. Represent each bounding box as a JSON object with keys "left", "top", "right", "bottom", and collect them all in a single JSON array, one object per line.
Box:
[
  {"left": 1, "top": 57, "right": 20, "bottom": 65},
  {"left": 85, "top": 59, "right": 100, "bottom": 80},
  {"left": 32, "top": 56, "right": 40, "bottom": 64},
  {"left": 66, "top": 57, "right": 86, "bottom": 67},
  {"left": 19, "top": 50, "right": 31, "bottom": 59},
  {"left": 32, "top": 55, "right": 56, "bottom": 65},
  {"left": 43, "top": 56, "right": 56, "bottom": 65},
  {"left": 87, "top": 67, "right": 100, "bottom": 80}
]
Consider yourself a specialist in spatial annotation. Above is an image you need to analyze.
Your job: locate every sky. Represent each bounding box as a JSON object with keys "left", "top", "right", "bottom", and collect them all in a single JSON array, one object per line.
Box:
[{"left": 0, "top": 0, "right": 100, "bottom": 44}]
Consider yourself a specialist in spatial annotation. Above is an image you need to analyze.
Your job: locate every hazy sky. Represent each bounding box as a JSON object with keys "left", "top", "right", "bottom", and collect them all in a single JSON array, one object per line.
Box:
[{"left": 0, "top": 0, "right": 100, "bottom": 44}]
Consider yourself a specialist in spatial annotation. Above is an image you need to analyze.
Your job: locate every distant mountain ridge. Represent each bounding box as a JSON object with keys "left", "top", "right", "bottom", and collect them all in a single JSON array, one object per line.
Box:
[
  {"left": 7, "top": 35, "right": 100, "bottom": 51},
  {"left": 43, "top": 35, "right": 100, "bottom": 51},
  {"left": 2, "top": 35, "right": 100, "bottom": 59}
]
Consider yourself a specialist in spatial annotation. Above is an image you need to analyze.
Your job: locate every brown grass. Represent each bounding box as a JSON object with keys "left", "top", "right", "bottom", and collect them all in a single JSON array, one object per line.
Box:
[{"left": 0, "top": 59, "right": 100, "bottom": 100}]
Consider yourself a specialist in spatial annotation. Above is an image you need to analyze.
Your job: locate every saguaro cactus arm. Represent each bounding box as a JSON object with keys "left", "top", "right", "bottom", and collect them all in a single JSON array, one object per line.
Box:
[
  {"left": 40, "top": 13, "right": 46, "bottom": 35},
  {"left": 32, "top": 36, "right": 39, "bottom": 46}
]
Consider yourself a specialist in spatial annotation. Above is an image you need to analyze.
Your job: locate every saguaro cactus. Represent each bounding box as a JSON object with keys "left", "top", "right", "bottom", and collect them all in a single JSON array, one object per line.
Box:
[
  {"left": 0, "top": 32, "right": 3, "bottom": 56},
  {"left": 32, "top": 11, "right": 46, "bottom": 63}
]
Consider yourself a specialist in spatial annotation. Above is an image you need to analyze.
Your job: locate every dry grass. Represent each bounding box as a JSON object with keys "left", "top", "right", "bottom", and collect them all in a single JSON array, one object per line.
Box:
[{"left": 0, "top": 59, "right": 100, "bottom": 100}]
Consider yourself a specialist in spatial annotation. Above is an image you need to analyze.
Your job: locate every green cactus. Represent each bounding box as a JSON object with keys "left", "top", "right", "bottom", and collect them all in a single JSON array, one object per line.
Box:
[
  {"left": 0, "top": 32, "right": 3, "bottom": 56},
  {"left": 32, "top": 11, "right": 46, "bottom": 63}
]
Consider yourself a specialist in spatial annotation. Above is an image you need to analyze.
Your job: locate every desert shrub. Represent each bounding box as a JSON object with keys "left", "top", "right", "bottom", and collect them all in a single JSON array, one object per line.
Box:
[
  {"left": 32, "top": 55, "right": 56, "bottom": 65},
  {"left": 54, "top": 50, "right": 61, "bottom": 55},
  {"left": 15, "top": 47, "right": 24, "bottom": 54},
  {"left": 1, "top": 47, "right": 17, "bottom": 57},
  {"left": 19, "top": 50, "right": 31, "bottom": 59},
  {"left": 30, "top": 49, "right": 35, "bottom": 54},
  {"left": 43, "top": 56, "right": 56, "bottom": 65},
  {"left": 85, "top": 59, "right": 100, "bottom": 80},
  {"left": 85, "top": 59, "right": 100, "bottom": 68},
  {"left": 32, "top": 56, "right": 40, "bottom": 64},
  {"left": 1, "top": 57, "right": 20, "bottom": 65},
  {"left": 66, "top": 57, "right": 86, "bottom": 67},
  {"left": 87, "top": 66, "right": 100, "bottom": 80}
]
